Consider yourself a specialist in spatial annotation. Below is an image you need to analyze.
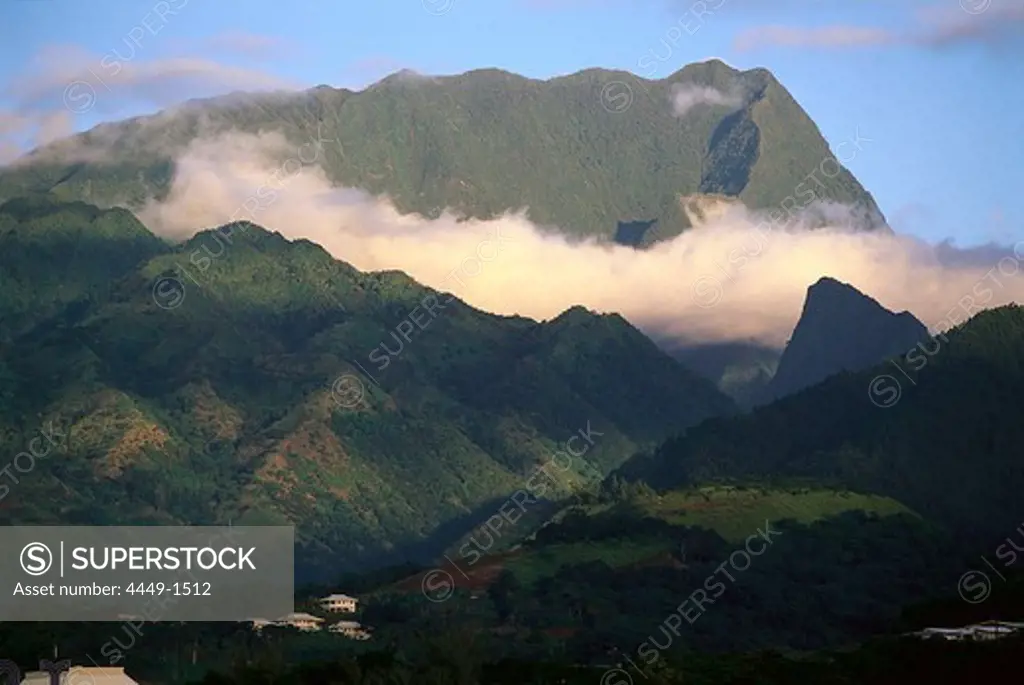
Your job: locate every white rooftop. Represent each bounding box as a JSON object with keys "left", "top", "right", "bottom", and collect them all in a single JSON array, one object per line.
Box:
[
  {"left": 278, "top": 612, "right": 323, "bottom": 622},
  {"left": 22, "top": 667, "right": 138, "bottom": 685},
  {"left": 922, "top": 627, "right": 971, "bottom": 633}
]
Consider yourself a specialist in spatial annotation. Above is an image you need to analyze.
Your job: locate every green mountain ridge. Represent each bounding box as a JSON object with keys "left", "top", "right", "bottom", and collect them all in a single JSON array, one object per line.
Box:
[
  {"left": 614, "top": 303, "right": 1024, "bottom": 543},
  {"left": 0, "top": 60, "right": 884, "bottom": 245},
  {"left": 0, "top": 195, "right": 736, "bottom": 580},
  {"left": 0, "top": 194, "right": 170, "bottom": 342}
]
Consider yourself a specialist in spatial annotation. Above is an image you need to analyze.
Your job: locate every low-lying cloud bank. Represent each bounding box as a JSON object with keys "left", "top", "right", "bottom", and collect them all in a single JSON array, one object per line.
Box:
[{"left": 138, "top": 130, "right": 1024, "bottom": 349}]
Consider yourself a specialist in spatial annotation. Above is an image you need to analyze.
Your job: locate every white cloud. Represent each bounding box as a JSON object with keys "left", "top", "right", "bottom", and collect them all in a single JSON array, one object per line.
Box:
[
  {"left": 135, "top": 130, "right": 1024, "bottom": 350},
  {"left": 734, "top": 0, "right": 1024, "bottom": 52},
  {"left": 671, "top": 84, "right": 742, "bottom": 117}
]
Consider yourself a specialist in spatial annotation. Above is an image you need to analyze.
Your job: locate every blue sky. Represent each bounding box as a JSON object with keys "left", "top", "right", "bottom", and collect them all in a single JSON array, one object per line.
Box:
[{"left": 1, "top": 0, "right": 1021, "bottom": 246}]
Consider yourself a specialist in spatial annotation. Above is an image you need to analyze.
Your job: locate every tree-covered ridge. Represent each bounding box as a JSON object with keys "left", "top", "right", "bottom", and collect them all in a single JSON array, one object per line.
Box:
[
  {"left": 615, "top": 304, "right": 1024, "bottom": 542},
  {"left": 0, "top": 194, "right": 169, "bottom": 341},
  {"left": 0, "top": 196, "right": 735, "bottom": 579},
  {"left": 359, "top": 478, "right": 982, "bottom": 656},
  {"left": 0, "top": 61, "right": 883, "bottom": 244}
]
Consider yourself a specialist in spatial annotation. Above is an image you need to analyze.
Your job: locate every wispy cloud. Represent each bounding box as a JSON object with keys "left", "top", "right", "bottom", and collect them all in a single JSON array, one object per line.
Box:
[
  {"left": 918, "top": 0, "right": 1024, "bottom": 47},
  {"left": 734, "top": 25, "right": 894, "bottom": 51},
  {"left": 671, "top": 84, "right": 742, "bottom": 117},
  {"left": 201, "top": 31, "right": 289, "bottom": 58},
  {"left": 11, "top": 47, "right": 297, "bottom": 111},
  {"left": 734, "top": 0, "right": 1024, "bottom": 52},
  {"left": 0, "top": 102, "right": 75, "bottom": 164},
  {"left": 1, "top": 47, "right": 300, "bottom": 165}
]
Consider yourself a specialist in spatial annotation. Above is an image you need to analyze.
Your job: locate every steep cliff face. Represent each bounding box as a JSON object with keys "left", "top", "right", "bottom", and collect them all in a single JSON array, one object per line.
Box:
[{"left": 765, "top": 277, "right": 929, "bottom": 401}]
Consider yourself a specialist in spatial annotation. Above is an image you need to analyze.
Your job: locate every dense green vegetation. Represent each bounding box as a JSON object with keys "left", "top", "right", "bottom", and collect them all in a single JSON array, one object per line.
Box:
[
  {"left": 0, "top": 195, "right": 734, "bottom": 580},
  {"left": 0, "top": 195, "right": 169, "bottom": 341},
  {"left": 617, "top": 303, "right": 1024, "bottom": 546},
  {"left": 370, "top": 502, "right": 980, "bottom": 653},
  {"left": 189, "top": 634, "right": 1024, "bottom": 685},
  {"left": 0, "top": 61, "right": 883, "bottom": 244},
  {"left": 3, "top": 565, "right": 1023, "bottom": 684}
]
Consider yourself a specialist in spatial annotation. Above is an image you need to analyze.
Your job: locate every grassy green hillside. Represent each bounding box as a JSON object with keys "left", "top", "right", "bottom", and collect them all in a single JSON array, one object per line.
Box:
[
  {"left": 501, "top": 485, "right": 911, "bottom": 587},
  {"left": 0, "top": 196, "right": 735, "bottom": 579},
  {"left": 0, "top": 61, "right": 883, "bottom": 244},
  {"left": 603, "top": 484, "right": 911, "bottom": 539},
  {"left": 377, "top": 484, "right": 962, "bottom": 653},
  {"left": 412, "top": 483, "right": 914, "bottom": 592}
]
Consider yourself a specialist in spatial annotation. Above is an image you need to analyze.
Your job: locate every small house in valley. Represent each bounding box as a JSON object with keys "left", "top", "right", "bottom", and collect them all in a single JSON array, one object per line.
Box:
[
  {"left": 21, "top": 666, "right": 139, "bottom": 684},
  {"left": 329, "top": 620, "right": 371, "bottom": 640},
  {"left": 275, "top": 612, "right": 324, "bottom": 631},
  {"left": 914, "top": 620, "right": 1024, "bottom": 641},
  {"left": 320, "top": 593, "right": 358, "bottom": 613}
]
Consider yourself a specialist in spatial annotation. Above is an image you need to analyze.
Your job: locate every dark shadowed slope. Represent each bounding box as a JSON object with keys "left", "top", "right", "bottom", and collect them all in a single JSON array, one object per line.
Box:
[
  {"left": 615, "top": 304, "right": 1024, "bottom": 543},
  {"left": 763, "top": 276, "right": 929, "bottom": 401}
]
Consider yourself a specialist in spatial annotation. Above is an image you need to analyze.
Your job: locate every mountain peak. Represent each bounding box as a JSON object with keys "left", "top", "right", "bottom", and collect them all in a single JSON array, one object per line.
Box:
[
  {"left": 764, "top": 278, "right": 929, "bottom": 400},
  {"left": 554, "top": 304, "right": 598, "bottom": 320},
  {"left": 810, "top": 275, "right": 851, "bottom": 289},
  {"left": 802, "top": 276, "right": 915, "bottom": 323},
  {"left": 668, "top": 58, "right": 742, "bottom": 80},
  {"left": 806, "top": 275, "right": 871, "bottom": 303}
]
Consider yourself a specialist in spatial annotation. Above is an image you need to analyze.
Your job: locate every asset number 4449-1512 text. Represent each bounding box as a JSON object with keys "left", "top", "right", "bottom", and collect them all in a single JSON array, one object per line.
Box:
[{"left": 126, "top": 581, "right": 211, "bottom": 595}]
